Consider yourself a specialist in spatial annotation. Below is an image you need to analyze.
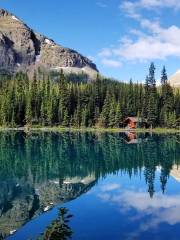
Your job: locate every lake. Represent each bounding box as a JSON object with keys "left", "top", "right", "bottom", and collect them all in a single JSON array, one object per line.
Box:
[{"left": 0, "top": 131, "right": 180, "bottom": 240}]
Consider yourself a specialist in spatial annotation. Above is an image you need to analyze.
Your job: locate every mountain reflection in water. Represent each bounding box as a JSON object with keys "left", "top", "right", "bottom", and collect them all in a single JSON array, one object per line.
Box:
[{"left": 0, "top": 131, "right": 179, "bottom": 239}]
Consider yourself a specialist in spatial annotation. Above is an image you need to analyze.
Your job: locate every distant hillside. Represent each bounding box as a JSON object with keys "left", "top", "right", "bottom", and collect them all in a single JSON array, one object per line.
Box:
[{"left": 169, "top": 70, "right": 180, "bottom": 87}]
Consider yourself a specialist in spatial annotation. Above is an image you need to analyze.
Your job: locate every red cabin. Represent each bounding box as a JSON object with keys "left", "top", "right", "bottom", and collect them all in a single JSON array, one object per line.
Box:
[
  {"left": 124, "top": 117, "right": 140, "bottom": 129},
  {"left": 124, "top": 117, "right": 148, "bottom": 129}
]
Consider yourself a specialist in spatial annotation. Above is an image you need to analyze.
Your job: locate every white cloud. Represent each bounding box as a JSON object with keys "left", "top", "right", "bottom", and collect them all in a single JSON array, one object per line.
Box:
[
  {"left": 98, "top": 193, "right": 111, "bottom": 201},
  {"left": 96, "top": 2, "right": 107, "bottom": 8},
  {"left": 120, "top": 1, "right": 141, "bottom": 19},
  {"left": 101, "top": 183, "right": 120, "bottom": 192},
  {"left": 115, "top": 190, "right": 180, "bottom": 238},
  {"left": 112, "top": 190, "right": 180, "bottom": 212},
  {"left": 101, "top": 58, "right": 122, "bottom": 67},
  {"left": 98, "top": 48, "right": 112, "bottom": 57},
  {"left": 120, "top": 0, "right": 180, "bottom": 19},
  {"left": 98, "top": 189, "right": 180, "bottom": 238},
  {"left": 98, "top": 21, "right": 180, "bottom": 61},
  {"left": 97, "top": 0, "right": 180, "bottom": 65}
]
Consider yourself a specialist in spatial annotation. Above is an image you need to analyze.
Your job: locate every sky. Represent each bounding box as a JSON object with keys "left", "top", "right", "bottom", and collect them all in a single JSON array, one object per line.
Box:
[{"left": 1, "top": 0, "right": 180, "bottom": 82}]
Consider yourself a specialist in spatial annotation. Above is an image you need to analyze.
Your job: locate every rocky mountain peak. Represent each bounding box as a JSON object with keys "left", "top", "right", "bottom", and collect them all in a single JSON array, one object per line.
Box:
[
  {"left": 0, "top": 8, "right": 12, "bottom": 17},
  {"left": 0, "top": 9, "right": 98, "bottom": 77}
]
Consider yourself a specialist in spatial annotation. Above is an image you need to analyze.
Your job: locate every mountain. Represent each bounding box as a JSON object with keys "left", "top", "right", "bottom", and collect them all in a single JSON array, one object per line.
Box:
[
  {"left": 0, "top": 9, "right": 98, "bottom": 77},
  {"left": 170, "top": 165, "right": 180, "bottom": 182},
  {"left": 168, "top": 70, "right": 180, "bottom": 87},
  {"left": 0, "top": 176, "right": 96, "bottom": 237}
]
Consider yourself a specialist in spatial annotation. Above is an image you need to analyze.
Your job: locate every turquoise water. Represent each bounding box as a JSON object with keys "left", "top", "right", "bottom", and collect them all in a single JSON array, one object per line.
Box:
[{"left": 0, "top": 132, "right": 179, "bottom": 239}]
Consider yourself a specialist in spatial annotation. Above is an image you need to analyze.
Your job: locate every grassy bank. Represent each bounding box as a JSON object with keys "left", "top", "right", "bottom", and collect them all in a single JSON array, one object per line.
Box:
[{"left": 0, "top": 126, "right": 179, "bottom": 134}]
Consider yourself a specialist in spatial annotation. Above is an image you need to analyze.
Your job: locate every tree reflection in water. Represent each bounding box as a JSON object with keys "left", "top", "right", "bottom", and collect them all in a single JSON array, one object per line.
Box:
[
  {"left": 39, "top": 207, "right": 73, "bottom": 240},
  {"left": 0, "top": 131, "right": 179, "bottom": 238}
]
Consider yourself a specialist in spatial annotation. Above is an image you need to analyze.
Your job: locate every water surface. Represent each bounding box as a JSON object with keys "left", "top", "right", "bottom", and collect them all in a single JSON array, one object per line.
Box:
[{"left": 0, "top": 131, "right": 179, "bottom": 239}]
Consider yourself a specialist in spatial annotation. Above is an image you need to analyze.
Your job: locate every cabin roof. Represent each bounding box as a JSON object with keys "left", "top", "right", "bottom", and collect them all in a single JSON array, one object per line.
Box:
[{"left": 124, "top": 117, "right": 142, "bottom": 123}]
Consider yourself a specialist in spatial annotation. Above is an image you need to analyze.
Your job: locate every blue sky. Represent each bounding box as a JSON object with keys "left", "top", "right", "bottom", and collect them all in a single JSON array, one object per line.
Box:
[{"left": 1, "top": 0, "right": 180, "bottom": 82}]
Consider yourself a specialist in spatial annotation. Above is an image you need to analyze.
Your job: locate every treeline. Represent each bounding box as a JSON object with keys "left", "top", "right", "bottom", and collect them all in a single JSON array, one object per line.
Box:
[{"left": 0, "top": 63, "right": 179, "bottom": 128}]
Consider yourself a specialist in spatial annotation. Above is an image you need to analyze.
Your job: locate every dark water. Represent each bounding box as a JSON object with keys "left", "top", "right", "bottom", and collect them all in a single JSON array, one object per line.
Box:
[{"left": 0, "top": 131, "right": 180, "bottom": 240}]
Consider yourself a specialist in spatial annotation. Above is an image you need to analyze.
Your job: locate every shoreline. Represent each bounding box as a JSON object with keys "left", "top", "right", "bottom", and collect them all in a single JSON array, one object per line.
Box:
[{"left": 0, "top": 126, "right": 179, "bottom": 134}]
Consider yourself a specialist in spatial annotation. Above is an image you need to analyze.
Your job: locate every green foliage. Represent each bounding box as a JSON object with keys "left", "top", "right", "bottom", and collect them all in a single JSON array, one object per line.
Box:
[
  {"left": 146, "top": 63, "right": 158, "bottom": 127},
  {"left": 0, "top": 65, "right": 179, "bottom": 128},
  {"left": 43, "top": 208, "right": 73, "bottom": 240},
  {"left": 159, "top": 66, "right": 175, "bottom": 127},
  {"left": 99, "top": 91, "right": 111, "bottom": 127},
  {"left": 114, "top": 102, "right": 123, "bottom": 127}
]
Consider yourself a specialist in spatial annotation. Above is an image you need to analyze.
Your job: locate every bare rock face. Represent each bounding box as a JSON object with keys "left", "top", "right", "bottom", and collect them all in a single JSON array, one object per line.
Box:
[
  {"left": 0, "top": 9, "right": 98, "bottom": 76},
  {"left": 0, "top": 9, "right": 38, "bottom": 72}
]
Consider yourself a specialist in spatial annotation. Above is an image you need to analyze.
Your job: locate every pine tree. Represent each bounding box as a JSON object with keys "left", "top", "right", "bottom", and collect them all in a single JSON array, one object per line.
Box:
[
  {"left": 62, "top": 108, "right": 70, "bottom": 127},
  {"left": 161, "top": 66, "right": 168, "bottom": 85},
  {"left": 25, "top": 93, "right": 32, "bottom": 126},
  {"left": 99, "top": 91, "right": 111, "bottom": 127},
  {"left": 147, "top": 63, "right": 158, "bottom": 128},
  {"left": 58, "top": 70, "right": 69, "bottom": 124},
  {"left": 167, "top": 111, "right": 176, "bottom": 128},
  {"left": 31, "top": 71, "right": 38, "bottom": 121},
  {"left": 160, "top": 66, "right": 174, "bottom": 127},
  {"left": 109, "top": 98, "right": 116, "bottom": 128},
  {"left": 114, "top": 102, "right": 122, "bottom": 128},
  {"left": 142, "top": 76, "right": 150, "bottom": 120},
  {"left": 127, "top": 79, "right": 135, "bottom": 116},
  {"left": 73, "top": 102, "right": 81, "bottom": 127},
  {"left": 93, "top": 74, "right": 101, "bottom": 124},
  {"left": 47, "top": 99, "right": 53, "bottom": 126},
  {"left": 81, "top": 107, "right": 89, "bottom": 127}
]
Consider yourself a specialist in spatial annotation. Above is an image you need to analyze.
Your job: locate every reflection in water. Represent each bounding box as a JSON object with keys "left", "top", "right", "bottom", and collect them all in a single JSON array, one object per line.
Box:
[
  {"left": 38, "top": 208, "right": 73, "bottom": 240},
  {"left": 170, "top": 165, "right": 180, "bottom": 182},
  {"left": 124, "top": 131, "right": 138, "bottom": 144},
  {"left": 0, "top": 132, "right": 179, "bottom": 238},
  {"left": 123, "top": 131, "right": 150, "bottom": 144},
  {"left": 97, "top": 184, "right": 180, "bottom": 239}
]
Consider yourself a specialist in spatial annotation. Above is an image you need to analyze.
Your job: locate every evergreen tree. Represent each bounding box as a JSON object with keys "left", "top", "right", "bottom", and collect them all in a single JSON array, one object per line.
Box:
[
  {"left": 81, "top": 107, "right": 89, "bottom": 127},
  {"left": 73, "top": 101, "right": 81, "bottom": 127},
  {"left": 25, "top": 93, "right": 32, "bottom": 126},
  {"left": 62, "top": 108, "right": 70, "bottom": 127},
  {"left": 93, "top": 74, "right": 101, "bottom": 124},
  {"left": 161, "top": 66, "right": 168, "bottom": 85},
  {"left": 99, "top": 91, "right": 111, "bottom": 127},
  {"left": 127, "top": 79, "right": 135, "bottom": 116},
  {"left": 142, "top": 76, "right": 150, "bottom": 120},
  {"left": 114, "top": 102, "right": 123, "bottom": 128},
  {"left": 58, "top": 70, "right": 69, "bottom": 125},
  {"left": 147, "top": 63, "right": 158, "bottom": 128},
  {"left": 160, "top": 66, "right": 174, "bottom": 127},
  {"left": 109, "top": 98, "right": 116, "bottom": 128}
]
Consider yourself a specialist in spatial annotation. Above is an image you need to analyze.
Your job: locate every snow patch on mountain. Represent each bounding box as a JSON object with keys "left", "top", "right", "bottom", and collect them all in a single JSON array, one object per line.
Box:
[
  {"left": 35, "top": 55, "right": 41, "bottom": 63},
  {"left": 12, "top": 15, "right": 20, "bottom": 21},
  {"left": 45, "top": 39, "right": 53, "bottom": 45}
]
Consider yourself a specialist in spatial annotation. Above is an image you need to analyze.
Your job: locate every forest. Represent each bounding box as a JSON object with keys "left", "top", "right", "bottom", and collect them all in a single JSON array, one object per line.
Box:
[{"left": 0, "top": 62, "right": 179, "bottom": 128}]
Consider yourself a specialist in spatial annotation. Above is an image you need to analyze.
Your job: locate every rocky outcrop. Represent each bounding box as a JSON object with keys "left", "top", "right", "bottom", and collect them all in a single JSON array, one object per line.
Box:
[
  {"left": 168, "top": 70, "right": 180, "bottom": 88},
  {"left": 0, "top": 9, "right": 98, "bottom": 76}
]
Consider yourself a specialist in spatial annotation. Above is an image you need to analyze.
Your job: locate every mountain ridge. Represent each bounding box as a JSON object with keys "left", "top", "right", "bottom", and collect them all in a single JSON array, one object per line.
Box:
[{"left": 0, "top": 8, "right": 98, "bottom": 77}]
